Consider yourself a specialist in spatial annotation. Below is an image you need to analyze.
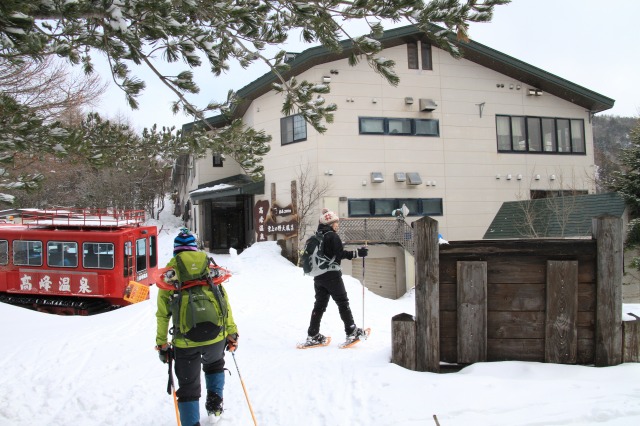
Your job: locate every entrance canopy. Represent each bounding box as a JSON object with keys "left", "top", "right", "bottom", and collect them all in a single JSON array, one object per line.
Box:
[{"left": 189, "top": 174, "right": 264, "bottom": 202}]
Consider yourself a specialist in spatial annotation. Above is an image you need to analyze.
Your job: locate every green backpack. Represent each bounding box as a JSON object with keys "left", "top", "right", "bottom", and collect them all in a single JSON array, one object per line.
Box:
[
  {"left": 173, "top": 251, "right": 211, "bottom": 283},
  {"left": 170, "top": 284, "right": 227, "bottom": 342},
  {"left": 169, "top": 251, "right": 227, "bottom": 342}
]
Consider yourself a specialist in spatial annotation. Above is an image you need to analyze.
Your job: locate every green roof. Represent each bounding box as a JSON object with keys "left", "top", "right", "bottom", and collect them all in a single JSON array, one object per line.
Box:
[
  {"left": 189, "top": 174, "right": 264, "bottom": 202},
  {"left": 183, "top": 24, "right": 614, "bottom": 132},
  {"left": 484, "top": 193, "right": 627, "bottom": 239}
]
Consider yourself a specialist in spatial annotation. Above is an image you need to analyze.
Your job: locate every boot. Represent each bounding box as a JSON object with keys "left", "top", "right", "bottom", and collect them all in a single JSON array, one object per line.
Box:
[{"left": 205, "top": 391, "right": 223, "bottom": 417}]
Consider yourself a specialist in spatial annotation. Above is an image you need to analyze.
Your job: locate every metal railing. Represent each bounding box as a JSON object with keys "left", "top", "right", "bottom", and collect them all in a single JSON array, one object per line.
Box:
[{"left": 337, "top": 218, "right": 414, "bottom": 255}]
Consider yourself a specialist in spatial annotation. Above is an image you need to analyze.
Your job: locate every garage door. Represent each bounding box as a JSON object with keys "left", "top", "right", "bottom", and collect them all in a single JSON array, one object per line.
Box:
[{"left": 352, "top": 257, "right": 397, "bottom": 299}]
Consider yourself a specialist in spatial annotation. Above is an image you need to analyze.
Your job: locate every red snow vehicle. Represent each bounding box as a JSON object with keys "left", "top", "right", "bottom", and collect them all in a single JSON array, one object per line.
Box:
[{"left": 0, "top": 208, "right": 158, "bottom": 315}]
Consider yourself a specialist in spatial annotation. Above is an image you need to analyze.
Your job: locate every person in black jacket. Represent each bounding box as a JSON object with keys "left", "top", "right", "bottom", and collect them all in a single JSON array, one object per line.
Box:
[{"left": 305, "top": 208, "right": 368, "bottom": 346}]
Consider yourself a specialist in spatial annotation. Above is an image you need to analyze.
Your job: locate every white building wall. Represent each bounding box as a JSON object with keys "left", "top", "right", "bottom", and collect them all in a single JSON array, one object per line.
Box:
[{"left": 198, "top": 41, "right": 597, "bottom": 242}]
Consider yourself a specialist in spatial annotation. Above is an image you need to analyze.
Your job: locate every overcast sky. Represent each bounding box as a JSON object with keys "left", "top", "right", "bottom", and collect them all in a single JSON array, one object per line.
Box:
[{"left": 97, "top": 0, "right": 640, "bottom": 131}]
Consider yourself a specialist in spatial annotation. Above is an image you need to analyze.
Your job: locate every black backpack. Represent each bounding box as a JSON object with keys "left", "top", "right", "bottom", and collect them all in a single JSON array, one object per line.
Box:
[{"left": 301, "top": 231, "right": 341, "bottom": 276}]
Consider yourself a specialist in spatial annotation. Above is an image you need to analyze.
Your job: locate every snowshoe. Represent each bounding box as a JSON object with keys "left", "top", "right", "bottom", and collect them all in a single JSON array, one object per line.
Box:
[
  {"left": 339, "top": 327, "right": 371, "bottom": 349},
  {"left": 296, "top": 333, "right": 331, "bottom": 349}
]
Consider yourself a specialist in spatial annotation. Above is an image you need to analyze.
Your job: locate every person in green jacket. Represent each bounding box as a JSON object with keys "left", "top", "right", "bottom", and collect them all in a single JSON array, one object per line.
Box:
[{"left": 155, "top": 229, "right": 238, "bottom": 426}]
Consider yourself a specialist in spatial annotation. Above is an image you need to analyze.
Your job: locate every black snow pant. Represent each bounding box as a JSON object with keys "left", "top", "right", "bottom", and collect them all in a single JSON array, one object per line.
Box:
[
  {"left": 307, "top": 274, "right": 355, "bottom": 337},
  {"left": 173, "top": 339, "right": 226, "bottom": 402}
]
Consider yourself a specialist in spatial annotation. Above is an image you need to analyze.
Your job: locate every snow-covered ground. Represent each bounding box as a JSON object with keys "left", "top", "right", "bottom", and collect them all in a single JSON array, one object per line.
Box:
[{"left": 1, "top": 202, "right": 639, "bottom": 426}]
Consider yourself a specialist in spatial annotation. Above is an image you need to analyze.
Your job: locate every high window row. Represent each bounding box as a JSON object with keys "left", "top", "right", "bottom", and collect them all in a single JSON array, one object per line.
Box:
[
  {"left": 349, "top": 198, "right": 443, "bottom": 217},
  {"left": 496, "top": 115, "right": 585, "bottom": 154}
]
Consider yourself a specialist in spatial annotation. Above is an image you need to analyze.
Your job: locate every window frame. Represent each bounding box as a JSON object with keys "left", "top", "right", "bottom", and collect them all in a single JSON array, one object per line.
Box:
[
  {"left": 83, "top": 242, "right": 115, "bottom": 270},
  {"left": 0, "top": 239, "right": 7, "bottom": 265},
  {"left": 359, "top": 117, "right": 439, "bottom": 137},
  {"left": 280, "top": 114, "right": 307, "bottom": 145},
  {"left": 212, "top": 153, "right": 223, "bottom": 167},
  {"left": 348, "top": 198, "right": 443, "bottom": 217},
  {"left": 496, "top": 115, "right": 586, "bottom": 155},
  {"left": 13, "top": 240, "right": 43, "bottom": 266},
  {"left": 47, "top": 241, "right": 78, "bottom": 268}
]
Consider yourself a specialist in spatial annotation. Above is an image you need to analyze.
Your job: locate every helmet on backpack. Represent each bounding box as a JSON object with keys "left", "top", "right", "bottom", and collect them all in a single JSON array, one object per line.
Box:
[{"left": 174, "top": 228, "right": 198, "bottom": 256}]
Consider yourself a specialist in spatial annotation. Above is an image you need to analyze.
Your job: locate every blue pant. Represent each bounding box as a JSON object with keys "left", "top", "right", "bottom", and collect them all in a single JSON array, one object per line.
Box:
[{"left": 174, "top": 340, "right": 226, "bottom": 425}]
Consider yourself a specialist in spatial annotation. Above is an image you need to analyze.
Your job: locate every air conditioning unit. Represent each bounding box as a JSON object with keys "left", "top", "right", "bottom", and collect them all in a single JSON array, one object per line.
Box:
[
  {"left": 419, "top": 98, "right": 438, "bottom": 111},
  {"left": 406, "top": 173, "right": 422, "bottom": 185},
  {"left": 394, "top": 172, "right": 406, "bottom": 182},
  {"left": 370, "top": 172, "right": 384, "bottom": 183}
]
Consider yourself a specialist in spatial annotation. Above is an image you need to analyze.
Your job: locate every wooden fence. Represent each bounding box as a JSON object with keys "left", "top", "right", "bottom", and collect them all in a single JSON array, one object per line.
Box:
[{"left": 392, "top": 215, "right": 640, "bottom": 372}]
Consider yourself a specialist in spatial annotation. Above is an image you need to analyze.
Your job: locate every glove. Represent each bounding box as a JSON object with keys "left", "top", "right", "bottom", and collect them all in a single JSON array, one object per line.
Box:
[
  {"left": 156, "top": 343, "right": 171, "bottom": 364},
  {"left": 357, "top": 246, "right": 368, "bottom": 258},
  {"left": 226, "top": 333, "right": 239, "bottom": 352}
]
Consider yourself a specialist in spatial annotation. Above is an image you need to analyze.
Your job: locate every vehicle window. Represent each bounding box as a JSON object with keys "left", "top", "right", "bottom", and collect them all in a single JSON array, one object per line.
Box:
[
  {"left": 124, "top": 241, "right": 133, "bottom": 277},
  {"left": 0, "top": 240, "right": 7, "bottom": 265},
  {"left": 48, "top": 241, "right": 78, "bottom": 267},
  {"left": 149, "top": 236, "right": 158, "bottom": 268},
  {"left": 136, "top": 238, "right": 147, "bottom": 273},
  {"left": 13, "top": 240, "right": 43, "bottom": 266},
  {"left": 83, "top": 242, "right": 114, "bottom": 269}
]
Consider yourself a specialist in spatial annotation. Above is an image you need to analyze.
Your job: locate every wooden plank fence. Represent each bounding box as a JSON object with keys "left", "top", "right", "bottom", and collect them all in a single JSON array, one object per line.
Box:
[{"left": 392, "top": 215, "right": 640, "bottom": 372}]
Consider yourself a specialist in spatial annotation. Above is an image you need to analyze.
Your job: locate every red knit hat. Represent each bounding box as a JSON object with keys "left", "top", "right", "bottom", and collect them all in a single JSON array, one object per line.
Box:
[{"left": 319, "top": 208, "right": 339, "bottom": 225}]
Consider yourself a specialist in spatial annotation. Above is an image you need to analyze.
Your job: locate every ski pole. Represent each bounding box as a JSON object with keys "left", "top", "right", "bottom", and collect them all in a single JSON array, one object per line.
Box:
[
  {"left": 231, "top": 351, "right": 258, "bottom": 426},
  {"left": 166, "top": 348, "right": 181, "bottom": 426},
  {"left": 362, "top": 241, "right": 367, "bottom": 332}
]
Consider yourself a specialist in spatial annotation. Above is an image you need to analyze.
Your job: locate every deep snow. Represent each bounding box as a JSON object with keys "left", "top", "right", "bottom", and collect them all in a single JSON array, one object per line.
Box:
[{"left": 1, "top": 203, "right": 639, "bottom": 426}]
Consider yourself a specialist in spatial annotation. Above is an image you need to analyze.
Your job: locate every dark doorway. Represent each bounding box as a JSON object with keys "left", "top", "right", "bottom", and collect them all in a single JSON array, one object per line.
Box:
[{"left": 209, "top": 197, "right": 246, "bottom": 254}]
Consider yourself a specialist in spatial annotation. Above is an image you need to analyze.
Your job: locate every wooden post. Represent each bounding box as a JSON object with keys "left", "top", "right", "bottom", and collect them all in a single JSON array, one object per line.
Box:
[
  {"left": 457, "top": 261, "right": 487, "bottom": 364},
  {"left": 291, "top": 180, "right": 299, "bottom": 257},
  {"left": 391, "top": 313, "right": 416, "bottom": 370},
  {"left": 414, "top": 216, "right": 440, "bottom": 372},
  {"left": 270, "top": 183, "right": 276, "bottom": 241},
  {"left": 623, "top": 320, "right": 640, "bottom": 362},
  {"left": 545, "top": 260, "right": 578, "bottom": 364},
  {"left": 592, "top": 215, "right": 623, "bottom": 366}
]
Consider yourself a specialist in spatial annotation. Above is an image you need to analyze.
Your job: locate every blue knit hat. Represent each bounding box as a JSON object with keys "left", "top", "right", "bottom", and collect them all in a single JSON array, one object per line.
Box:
[{"left": 173, "top": 227, "right": 197, "bottom": 255}]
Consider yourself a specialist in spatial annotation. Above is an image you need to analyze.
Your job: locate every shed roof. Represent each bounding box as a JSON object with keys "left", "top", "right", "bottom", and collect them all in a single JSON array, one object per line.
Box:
[
  {"left": 183, "top": 24, "right": 614, "bottom": 131},
  {"left": 483, "top": 192, "right": 627, "bottom": 239}
]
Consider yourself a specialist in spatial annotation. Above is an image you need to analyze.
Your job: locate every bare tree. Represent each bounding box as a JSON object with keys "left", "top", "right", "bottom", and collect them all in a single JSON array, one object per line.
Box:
[
  {"left": 0, "top": 57, "right": 107, "bottom": 126},
  {"left": 292, "top": 163, "right": 330, "bottom": 263},
  {"left": 514, "top": 169, "right": 587, "bottom": 238}
]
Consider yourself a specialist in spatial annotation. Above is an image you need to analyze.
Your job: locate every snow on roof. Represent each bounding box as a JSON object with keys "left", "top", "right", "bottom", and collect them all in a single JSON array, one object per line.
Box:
[{"left": 189, "top": 183, "right": 234, "bottom": 195}]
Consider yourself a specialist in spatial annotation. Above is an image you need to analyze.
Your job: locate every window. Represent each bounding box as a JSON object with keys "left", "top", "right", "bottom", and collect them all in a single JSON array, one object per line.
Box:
[
  {"left": 388, "top": 118, "right": 412, "bottom": 135},
  {"left": 421, "top": 42, "right": 433, "bottom": 70},
  {"left": 212, "top": 153, "right": 223, "bottom": 167},
  {"left": 136, "top": 238, "right": 147, "bottom": 274},
  {"left": 531, "top": 190, "right": 588, "bottom": 199},
  {"left": 496, "top": 115, "right": 585, "bottom": 154},
  {"left": 280, "top": 114, "right": 307, "bottom": 145},
  {"left": 83, "top": 242, "right": 114, "bottom": 269},
  {"left": 407, "top": 42, "right": 418, "bottom": 69},
  {"left": 47, "top": 241, "right": 78, "bottom": 267},
  {"left": 359, "top": 117, "right": 439, "bottom": 137},
  {"left": 408, "top": 41, "right": 432, "bottom": 70},
  {"left": 359, "top": 117, "right": 385, "bottom": 134},
  {"left": 13, "top": 240, "right": 42, "bottom": 266},
  {"left": 349, "top": 198, "right": 443, "bottom": 217},
  {"left": 124, "top": 241, "right": 133, "bottom": 276},
  {"left": 527, "top": 117, "right": 542, "bottom": 151},
  {"left": 556, "top": 119, "right": 571, "bottom": 152},
  {"left": 0, "top": 240, "right": 7, "bottom": 265},
  {"left": 415, "top": 119, "right": 439, "bottom": 136},
  {"left": 149, "top": 236, "right": 158, "bottom": 268}
]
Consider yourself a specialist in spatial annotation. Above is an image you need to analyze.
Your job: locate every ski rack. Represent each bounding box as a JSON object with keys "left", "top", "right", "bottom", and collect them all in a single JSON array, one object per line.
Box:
[{"left": 20, "top": 208, "right": 146, "bottom": 228}]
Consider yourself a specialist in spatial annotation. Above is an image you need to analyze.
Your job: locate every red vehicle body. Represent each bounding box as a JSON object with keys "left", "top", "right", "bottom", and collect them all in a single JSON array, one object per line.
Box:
[{"left": 0, "top": 209, "right": 158, "bottom": 315}]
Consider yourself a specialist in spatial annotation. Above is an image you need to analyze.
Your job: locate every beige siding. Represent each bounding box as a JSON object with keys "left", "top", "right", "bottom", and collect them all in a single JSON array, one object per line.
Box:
[{"left": 193, "top": 41, "right": 597, "bottom": 244}]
